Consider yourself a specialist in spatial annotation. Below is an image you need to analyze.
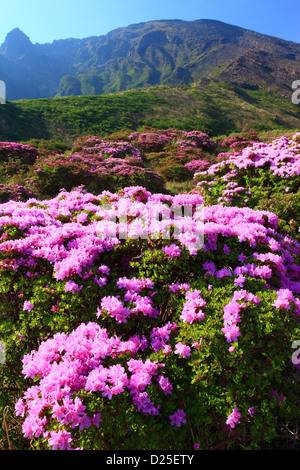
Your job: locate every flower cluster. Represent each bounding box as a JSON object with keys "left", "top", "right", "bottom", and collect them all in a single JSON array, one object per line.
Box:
[
  {"left": 222, "top": 290, "right": 260, "bottom": 344},
  {"left": 180, "top": 289, "right": 206, "bottom": 324},
  {"left": 129, "top": 132, "right": 173, "bottom": 152},
  {"left": 184, "top": 159, "right": 210, "bottom": 172},
  {"left": 0, "top": 141, "right": 38, "bottom": 164},
  {"left": 15, "top": 321, "right": 173, "bottom": 447},
  {"left": 128, "top": 128, "right": 215, "bottom": 152},
  {"left": 96, "top": 276, "right": 158, "bottom": 323},
  {"left": 194, "top": 133, "right": 300, "bottom": 205},
  {"left": 221, "top": 131, "right": 259, "bottom": 150},
  {"left": 226, "top": 408, "right": 242, "bottom": 429}
]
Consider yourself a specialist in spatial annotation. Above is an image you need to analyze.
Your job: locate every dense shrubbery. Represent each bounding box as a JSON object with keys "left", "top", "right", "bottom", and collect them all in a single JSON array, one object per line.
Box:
[
  {"left": 194, "top": 132, "right": 300, "bottom": 242},
  {"left": 0, "top": 128, "right": 218, "bottom": 200},
  {"left": 0, "top": 182, "right": 300, "bottom": 450},
  {"left": 128, "top": 128, "right": 216, "bottom": 183},
  {"left": 28, "top": 136, "right": 168, "bottom": 197},
  {"left": 0, "top": 135, "right": 168, "bottom": 200},
  {"left": 0, "top": 130, "right": 299, "bottom": 450}
]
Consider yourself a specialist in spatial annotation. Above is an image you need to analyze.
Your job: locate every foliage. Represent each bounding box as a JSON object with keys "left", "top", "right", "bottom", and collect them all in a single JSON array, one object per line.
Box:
[
  {"left": 0, "top": 128, "right": 219, "bottom": 200},
  {"left": 0, "top": 181, "right": 299, "bottom": 450},
  {"left": 1, "top": 82, "right": 300, "bottom": 143}
]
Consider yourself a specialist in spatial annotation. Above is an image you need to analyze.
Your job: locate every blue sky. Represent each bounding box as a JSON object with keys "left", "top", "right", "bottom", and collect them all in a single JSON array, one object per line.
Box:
[{"left": 1, "top": 0, "right": 300, "bottom": 45}]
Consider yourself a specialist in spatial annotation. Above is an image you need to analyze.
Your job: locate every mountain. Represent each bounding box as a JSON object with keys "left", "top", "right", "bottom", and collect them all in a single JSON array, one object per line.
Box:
[{"left": 1, "top": 19, "right": 300, "bottom": 100}]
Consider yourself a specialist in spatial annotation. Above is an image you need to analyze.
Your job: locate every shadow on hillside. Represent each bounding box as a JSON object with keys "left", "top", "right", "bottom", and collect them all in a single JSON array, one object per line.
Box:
[{"left": 0, "top": 100, "right": 51, "bottom": 141}]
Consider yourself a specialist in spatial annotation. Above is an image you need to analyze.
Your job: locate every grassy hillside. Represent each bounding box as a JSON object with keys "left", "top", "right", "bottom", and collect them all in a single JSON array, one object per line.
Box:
[{"left": 0, "top": 81, "right": 299, "bottom": 144}]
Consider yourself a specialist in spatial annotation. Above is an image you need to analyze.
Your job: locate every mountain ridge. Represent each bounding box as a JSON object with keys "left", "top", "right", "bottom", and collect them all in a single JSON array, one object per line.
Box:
[{"left": 1, "top": 19, "right": 300, "bottom": 100}]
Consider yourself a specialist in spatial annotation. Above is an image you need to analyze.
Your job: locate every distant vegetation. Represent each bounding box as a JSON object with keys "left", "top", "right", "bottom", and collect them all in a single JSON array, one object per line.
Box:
[{"left": 0, "top": 81, "right": 300, "bottom": 144}]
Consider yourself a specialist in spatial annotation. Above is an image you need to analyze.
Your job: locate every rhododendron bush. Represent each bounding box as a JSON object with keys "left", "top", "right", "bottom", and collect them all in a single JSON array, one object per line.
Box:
[
  {"left": 194, "top": 132, "right": 300, "bottom": 242},
  {"left": 0, "top": 129, "right": 220, "bottom": 203},
  {"left": 0, "top": 181, "right": 300, "bottom": 450},
  {"left": 29, "top": 136, "right": 166, "bottom": 197}
]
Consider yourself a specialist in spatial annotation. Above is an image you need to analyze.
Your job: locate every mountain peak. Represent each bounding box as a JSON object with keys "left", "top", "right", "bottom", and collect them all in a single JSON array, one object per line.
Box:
[{"left": 0, "top": 28, "right": 33, "bottom": 56}]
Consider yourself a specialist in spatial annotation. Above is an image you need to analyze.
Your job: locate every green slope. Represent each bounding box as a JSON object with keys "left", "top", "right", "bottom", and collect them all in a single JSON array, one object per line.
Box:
[{"left": 0, "top": 80, "right": 299, "bottom": 143}]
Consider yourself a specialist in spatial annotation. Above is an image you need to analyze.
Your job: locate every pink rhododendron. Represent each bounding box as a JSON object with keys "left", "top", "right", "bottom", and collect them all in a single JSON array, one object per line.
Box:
[
  {"left": 169, "top": 409, "right": 187, "bottom": 427},
  {"left": 174, "top": 342, "right": 191, "bottom": 358},
  {"left": 0, "top": 157, "right": 297, "bottom": 451},
  {"left": 23, "top": 301, "right": 34, "bottom": 311},
  {"left": 162, "top": 244, "right": 182, "bottom": 258},
  {"left": 226, "top": 407, "right": 242, "bottom": 428}
]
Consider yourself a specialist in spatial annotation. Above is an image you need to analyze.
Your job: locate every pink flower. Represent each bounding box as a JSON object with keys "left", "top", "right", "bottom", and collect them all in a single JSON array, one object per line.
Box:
[
  {"left": 162, "top": 345, "right": 172, "bottom": 355},
  {"left": 192, "top": 338, "right": 203, "bottom": 349},
  {"left": 91, "top": 413, "right": 102, "bottom": 428},
  {"left": 169, "top": 409, "right": 187, "bottom": 427},
  {"left": 15, "top": 398, "right": 26, "bottom": 417},
  {"left": 226, "top": 407, "right": 242, "bottom": 428},
  {"left": 48, "top": 430, "right": 73, "bottom": 450},
  {"left": 278, "top": 393, "right": 285, "bottom": 403},
  {"left": 222, "top": 323, "right": 241, "bottom": 343},
  {"left": 238, "top": 252, "right": 247, "bottom": 262},
  {"left": 223, "top": 244, "right": 230, "bottom": 254},
  {"left": 65, "top": 280, "right": 83, "bottom": 294},
  {"left": 234, "top": 274, "right": 246, "bottom": 286},
  {"left": 162, "top": 244, "right": 182, "bottom": 258},
  {"left": 174, "top": 342, "right": 191, "bottom": 358},
  {"left": 98, "top": 296, "right": 131, "bottom": 323},
  {"left": 156, "top": 375, "right": 173, "bottom": 395},
  {"left": 23, "top": 301, "right": 34, "bottom": 311}
]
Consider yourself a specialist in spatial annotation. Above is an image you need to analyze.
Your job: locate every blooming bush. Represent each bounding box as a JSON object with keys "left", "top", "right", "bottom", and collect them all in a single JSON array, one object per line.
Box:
[
  {"left": 0, "top": 183, "right": 37, "bottom": 203},
  {"left": 0, "top": 129, "right": 220, "bottom": 202},
  {"left": 129, "top": 128, "right": 216, "bottom": 183},
  {"left": 28, "top": 138, "right": 166, "bottom": 196},
  {"left": 194, "top": 133, "right": 300, "bottom": 242},
  {"left": 128, "top": 131, "right": 173, "bottom": 152},
  {"left": 220, "top": 130, "right": 260, "bottom": 150},
  {"left": 0, "top": 142, "right": 38, "bottom": 164},
  {"left": 0, "top": 183, "right": 299, "bottom": 450}
]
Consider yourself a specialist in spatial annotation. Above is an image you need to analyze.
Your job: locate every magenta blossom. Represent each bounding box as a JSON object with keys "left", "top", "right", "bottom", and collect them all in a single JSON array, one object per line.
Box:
[
  {"left": 174, "top": 342, "right": 191, "bottom": 358},
  {"left": 23, "top": 301, "right": 34, "bottom": 311},
  {"left": 169, "top": 409, "right": 187, "bottom": 427},
  {"left": 226, "top": 407, "right": 242, "bottom": 428}
]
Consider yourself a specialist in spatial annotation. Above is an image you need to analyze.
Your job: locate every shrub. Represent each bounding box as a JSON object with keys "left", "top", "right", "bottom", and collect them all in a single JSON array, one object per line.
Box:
[
  {"left": 28, "top": 138, "right": 166, "bottom": 197},
  {"left": 0, "top": 186, "right": 299, "bottom": 450},
  {"left": 0, "top": 142, "right": 38, "bottom": 165},
  {"left": 193, "top": 133, "right": 300, "bottom": 242}
]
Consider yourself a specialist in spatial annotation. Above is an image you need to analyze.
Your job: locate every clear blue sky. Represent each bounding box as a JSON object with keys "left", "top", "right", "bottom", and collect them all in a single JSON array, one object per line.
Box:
[{"left": 1, "top": 0, "right": 300, "bottom": 45}]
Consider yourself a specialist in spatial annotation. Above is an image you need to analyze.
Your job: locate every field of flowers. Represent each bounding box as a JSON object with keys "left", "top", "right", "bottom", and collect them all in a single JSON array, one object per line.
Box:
[{"left": 0, "top": 129, "right": 299, "bottom": 450}]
